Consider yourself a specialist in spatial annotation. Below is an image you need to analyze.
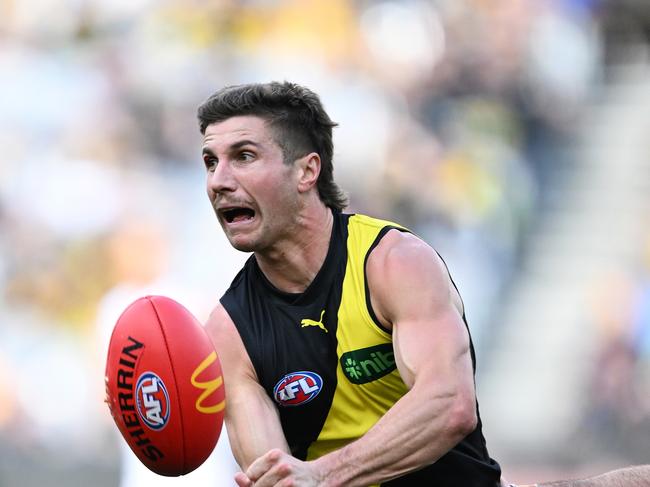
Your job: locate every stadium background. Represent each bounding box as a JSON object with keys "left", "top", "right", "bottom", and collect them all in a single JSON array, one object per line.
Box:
[{"left": 1, "top": 0, "right": 649, "bottom": 485}]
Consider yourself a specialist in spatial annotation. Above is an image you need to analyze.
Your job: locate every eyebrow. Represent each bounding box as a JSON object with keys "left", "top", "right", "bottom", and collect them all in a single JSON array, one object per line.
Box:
[
  {"left": 230, "top": 140, "right": 260, "bottom": 150},
  {"left": 202, "top": 139, "right": 260, "bottom": 156}
]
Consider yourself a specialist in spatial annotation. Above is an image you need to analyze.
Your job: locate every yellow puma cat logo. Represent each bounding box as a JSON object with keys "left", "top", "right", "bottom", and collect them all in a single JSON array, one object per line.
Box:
[{"left": 300, "top": 310, "right": 328, "bottom": 333}]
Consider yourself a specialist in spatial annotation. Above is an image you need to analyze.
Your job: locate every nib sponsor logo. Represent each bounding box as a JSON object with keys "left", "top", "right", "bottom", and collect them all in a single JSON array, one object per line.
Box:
[{"left": 340, "top": 343, "right": 396, "bottom": 384}]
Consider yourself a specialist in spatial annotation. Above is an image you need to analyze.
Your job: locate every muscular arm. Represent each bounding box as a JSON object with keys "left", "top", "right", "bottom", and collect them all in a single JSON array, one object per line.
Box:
[
  {"left": 205, "top": 305, "right": 290, "bottom": 470},
  {"left": 309, "top": 230, "right": 478, "bottom": 485},
  {"left": 535, "top": 465, "right": 650, "bottom": 487}
]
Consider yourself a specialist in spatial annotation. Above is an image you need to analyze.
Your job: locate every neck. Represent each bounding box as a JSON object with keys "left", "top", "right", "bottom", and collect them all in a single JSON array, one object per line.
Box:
[{"left": 255, "top": 203, "right": 334, "bottom": 293}]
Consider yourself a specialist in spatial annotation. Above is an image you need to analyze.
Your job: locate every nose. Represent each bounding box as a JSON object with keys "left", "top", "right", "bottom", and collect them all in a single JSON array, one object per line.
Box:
[{"left": 207, "top": 160, "right": 236, "bottom": 199}]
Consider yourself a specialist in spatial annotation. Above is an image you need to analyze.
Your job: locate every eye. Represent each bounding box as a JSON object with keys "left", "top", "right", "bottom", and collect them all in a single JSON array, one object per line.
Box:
[
  {"left": 203, "top": 155, "right": 218, "bottom": 171},
  {"left": 237, "top": 151, "right": 255, "bottom": 162}
]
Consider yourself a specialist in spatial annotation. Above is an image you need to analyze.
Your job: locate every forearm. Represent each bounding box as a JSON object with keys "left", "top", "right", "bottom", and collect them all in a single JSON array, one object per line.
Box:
[
  {"left": 226, "top": 393, "right": 290, "bottom": 470},
  {"left": 312, "top": 384, "right": 475, "bottom": 487},
  {"left": 537, "top": 465, "right": 650, "bottom": 487}
]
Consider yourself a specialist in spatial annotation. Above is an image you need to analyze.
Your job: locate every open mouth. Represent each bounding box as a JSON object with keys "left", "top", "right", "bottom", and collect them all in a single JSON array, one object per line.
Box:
[{"left": 220, "top": 207, "right": 256, "bottom": 224}]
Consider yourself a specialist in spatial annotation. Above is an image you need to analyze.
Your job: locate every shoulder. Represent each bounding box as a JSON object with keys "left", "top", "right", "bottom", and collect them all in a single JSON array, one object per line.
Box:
[
  {"left": 367, "top": 230, "right": 447, "bottom": 286},
  {"left": 366, "top": 230, "right": 462, "bottom": 327},
  {"left": 205, "top": 303, "right": 239, "bottom": 350},
  {"left": 205, "top": 303, "right": 257, "bottom": 381}
]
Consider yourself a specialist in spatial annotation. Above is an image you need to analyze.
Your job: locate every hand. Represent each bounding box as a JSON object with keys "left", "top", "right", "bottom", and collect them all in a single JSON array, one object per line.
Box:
[{"left": 234, "top": 449, "right": 326, "bottom": 487}]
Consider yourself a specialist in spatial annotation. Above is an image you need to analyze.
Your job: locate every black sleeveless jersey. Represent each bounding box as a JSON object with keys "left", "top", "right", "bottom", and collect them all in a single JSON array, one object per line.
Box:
[{"left": 220, "top": 211, "right": 502, "bottom": 486}]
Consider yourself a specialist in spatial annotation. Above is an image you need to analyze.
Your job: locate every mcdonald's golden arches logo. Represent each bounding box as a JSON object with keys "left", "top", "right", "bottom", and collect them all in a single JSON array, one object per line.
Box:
[{"left": 190, "top": 351, "right": 225, "bottom": 414}]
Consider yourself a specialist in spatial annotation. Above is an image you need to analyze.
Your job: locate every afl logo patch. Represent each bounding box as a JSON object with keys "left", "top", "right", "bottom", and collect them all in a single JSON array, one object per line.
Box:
[
  {"left": 136, "top": 372, "right": 170, "bottom": 430},
  {"left": 273, "top": 371, "right": 323, "bottom": 407}
]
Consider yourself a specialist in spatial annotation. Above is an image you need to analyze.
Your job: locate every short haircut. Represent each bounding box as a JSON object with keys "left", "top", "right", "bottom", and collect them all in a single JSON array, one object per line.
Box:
[{"left": 197, "top": 81, "right": 348, "bottom": 210}]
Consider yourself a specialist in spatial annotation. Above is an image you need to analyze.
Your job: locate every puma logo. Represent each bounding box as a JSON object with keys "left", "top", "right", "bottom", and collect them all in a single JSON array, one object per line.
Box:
[{"left": 300, "top": 310, "right": 328, "bottom": 333}]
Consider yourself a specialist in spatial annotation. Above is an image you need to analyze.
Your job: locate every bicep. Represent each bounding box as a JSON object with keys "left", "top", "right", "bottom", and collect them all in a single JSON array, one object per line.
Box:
[
  {"left": 367, "top": 232, "right": 474, "bottom": 395},
  {"left": 205, "top": 305, "right": 289, "bottom": 469},
  {"left": 393, "top": 305, "right": 474, "bottom": 401}
]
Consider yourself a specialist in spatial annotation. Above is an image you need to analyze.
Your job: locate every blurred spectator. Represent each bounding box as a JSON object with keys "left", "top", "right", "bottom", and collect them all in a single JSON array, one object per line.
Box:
[{"left": 576, "top": 267, "right": 650, "bottom": 464}]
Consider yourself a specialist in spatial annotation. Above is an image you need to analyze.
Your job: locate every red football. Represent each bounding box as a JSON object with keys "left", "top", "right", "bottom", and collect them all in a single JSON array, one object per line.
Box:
[{"left": 104, "top": 295, "right": 225, "bottom": 476}]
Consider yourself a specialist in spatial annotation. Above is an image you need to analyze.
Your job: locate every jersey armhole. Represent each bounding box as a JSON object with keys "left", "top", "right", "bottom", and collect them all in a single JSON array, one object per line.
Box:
[{"left": 363, "top": 226, "right": 411, "bottom": 335}]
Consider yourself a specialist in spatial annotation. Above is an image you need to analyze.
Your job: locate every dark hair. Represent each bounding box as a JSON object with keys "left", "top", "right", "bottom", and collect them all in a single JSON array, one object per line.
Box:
[{"left": 197, "top": 81, "right": 348, "bottom": 210}]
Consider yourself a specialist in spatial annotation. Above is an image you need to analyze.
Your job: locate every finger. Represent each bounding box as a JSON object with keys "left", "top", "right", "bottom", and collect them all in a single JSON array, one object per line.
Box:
[
  {"left": 253, "top": 460, "right": 293, "bottom": 487},
  {"left": 234, "top": 472, "right": 253, "bottom": 487},
  {"left": 246, "top": 448, "right": 285, "bottom": 481}
]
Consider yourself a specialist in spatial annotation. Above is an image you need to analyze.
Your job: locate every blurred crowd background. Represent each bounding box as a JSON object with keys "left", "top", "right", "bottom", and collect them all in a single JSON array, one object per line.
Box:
[{"left": 1, "top": 0, "right": 650, "bottom": 485}]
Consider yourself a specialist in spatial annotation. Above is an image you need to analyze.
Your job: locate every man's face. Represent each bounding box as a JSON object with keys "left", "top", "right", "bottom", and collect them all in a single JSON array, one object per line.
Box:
[{"left": 202, "top": 115, "right": 300, "bottom": 252}]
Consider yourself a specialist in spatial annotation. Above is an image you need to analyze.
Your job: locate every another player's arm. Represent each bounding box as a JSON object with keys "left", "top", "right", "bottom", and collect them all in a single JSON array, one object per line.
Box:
[
  {"left": 205, "top": 304, "right": 290, "bottom": 470},
  {"left": 306, "top": 230, "right": 478, "bottom": 485},
  {"left": 532, "top": 465, "right": 650, "bottom": 487}
]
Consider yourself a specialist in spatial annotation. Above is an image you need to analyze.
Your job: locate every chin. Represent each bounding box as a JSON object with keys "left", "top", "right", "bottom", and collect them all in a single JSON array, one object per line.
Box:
[
  {"left": 231, "top": 242, "right": 256, "bottom": 253},
  {"left": 226, "top": 234, "right": 258, "bottom": 253}
]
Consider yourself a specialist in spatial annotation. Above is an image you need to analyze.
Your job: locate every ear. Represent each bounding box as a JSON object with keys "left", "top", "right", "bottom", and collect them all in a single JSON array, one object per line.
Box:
[{"left": 296, "top": 152, "right": 321, "bottom": 193}]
